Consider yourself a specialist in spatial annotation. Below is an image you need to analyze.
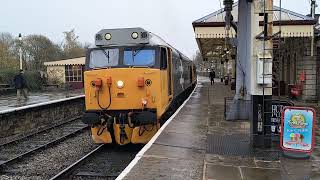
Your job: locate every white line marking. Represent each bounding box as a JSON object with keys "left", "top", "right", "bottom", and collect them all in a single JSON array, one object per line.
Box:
[
  {"left": 0, "top": 95, "right": 85, "bottom": 115},
  {"left": 238, "top": 166, "right": 244, "bottom": 180},
  {"left": 116, "top": 84, "right": 198, "bottom": 180}
]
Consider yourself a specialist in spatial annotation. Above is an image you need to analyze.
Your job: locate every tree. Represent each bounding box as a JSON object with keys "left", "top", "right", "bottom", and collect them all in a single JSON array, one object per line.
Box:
[
  {"left": 62, "top": 29, "right": 85, "bottom": 58},
  {"left": 193, "top": 50, "right": 203, "bottom": 69},
  {"left": 0, "top": 33, "right": 19, "bottom": 70},
  {"left": 20, "top": 34, "right": 63, "bottom": 70}
]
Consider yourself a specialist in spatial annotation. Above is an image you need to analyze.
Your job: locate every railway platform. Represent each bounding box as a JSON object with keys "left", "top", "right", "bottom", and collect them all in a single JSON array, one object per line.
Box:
[
  {"left": 0, "top": 89, "right": 85, "bottom": 146},
  {"left": 0, "top": 89, "right": 83, "bottom": 113},
  {"left": 119, "top": 76, "right": 320, "bottom": 180}
]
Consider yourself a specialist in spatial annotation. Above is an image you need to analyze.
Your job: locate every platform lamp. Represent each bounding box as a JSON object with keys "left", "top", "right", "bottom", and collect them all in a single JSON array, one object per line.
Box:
[{"left": 18, "top": 33, "right": 22, "bottom": 70}]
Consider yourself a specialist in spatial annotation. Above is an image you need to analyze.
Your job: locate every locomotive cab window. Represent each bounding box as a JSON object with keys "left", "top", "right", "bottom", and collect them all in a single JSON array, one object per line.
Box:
[
  {"left": 89, "top": 48, "right": 119, "bottom": 68},
  {"left": 124, "top": 48, "right": 155, "bottom": 67},
  {"left": 160, "top": 47, "right": 167, "bottom": 69}
]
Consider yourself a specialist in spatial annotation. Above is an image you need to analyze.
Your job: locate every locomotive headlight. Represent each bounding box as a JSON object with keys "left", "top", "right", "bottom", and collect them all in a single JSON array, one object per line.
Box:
[
  {"left": 105, "top": 33, "right": 112, "bottom": 40},
  {"left": 117, "top": 80, "right": 124, "bottom": 89},
  {"left": 131, "top": 32, "right": 139, "bottom": 39}
]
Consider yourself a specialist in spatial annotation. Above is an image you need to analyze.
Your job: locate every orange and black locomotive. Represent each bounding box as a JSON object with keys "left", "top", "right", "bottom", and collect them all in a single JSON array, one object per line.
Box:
[{"left": 82, "top": 28, "right": 196, "bottom": 145}]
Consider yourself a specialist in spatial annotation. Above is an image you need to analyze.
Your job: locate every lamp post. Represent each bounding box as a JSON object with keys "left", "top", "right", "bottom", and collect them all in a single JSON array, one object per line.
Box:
[{"left": 18, "top": 33, "right": 22, "bottom": 70}]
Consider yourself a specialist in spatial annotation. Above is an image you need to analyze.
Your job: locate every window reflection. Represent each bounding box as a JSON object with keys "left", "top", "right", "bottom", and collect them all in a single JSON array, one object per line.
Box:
[{"left": 124, "top": 49, "right": 155, "bottom": 66}]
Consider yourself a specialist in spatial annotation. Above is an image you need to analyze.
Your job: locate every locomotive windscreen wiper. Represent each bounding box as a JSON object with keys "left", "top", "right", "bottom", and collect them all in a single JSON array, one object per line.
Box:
[
  {"left": 100, "top": 48, "right": 110, "bottom": 63},
  {"left": 132, "top": 45, "right": 146, "bottom": 62}
]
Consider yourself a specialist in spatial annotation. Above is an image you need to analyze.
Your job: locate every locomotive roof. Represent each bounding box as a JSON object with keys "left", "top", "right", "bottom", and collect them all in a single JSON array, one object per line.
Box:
[{"left": 92, "top": 27, "right": 190, "bottom": 61}]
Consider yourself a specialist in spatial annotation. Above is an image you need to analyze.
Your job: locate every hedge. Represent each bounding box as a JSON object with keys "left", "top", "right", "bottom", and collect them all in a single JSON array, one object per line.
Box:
[{"left": 0, "top": 69, "right": 43, "bottom": 90}]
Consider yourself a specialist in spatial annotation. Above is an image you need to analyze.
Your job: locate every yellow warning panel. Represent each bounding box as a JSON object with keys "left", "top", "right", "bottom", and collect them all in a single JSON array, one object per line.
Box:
[
  {"left": 113, "top": 124, "right": 133, "bottom": 145},
  {"left": 131, "top": 124, "right": 159, "bottom": 144},
  {"left": 91, "top": 126, "right": 112, "bottom": 144}
]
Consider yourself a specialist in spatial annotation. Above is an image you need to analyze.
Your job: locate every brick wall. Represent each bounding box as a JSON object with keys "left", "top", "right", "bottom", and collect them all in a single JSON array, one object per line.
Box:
[{"left": 0, "top": 97, "right": 84, "bottom": 138}]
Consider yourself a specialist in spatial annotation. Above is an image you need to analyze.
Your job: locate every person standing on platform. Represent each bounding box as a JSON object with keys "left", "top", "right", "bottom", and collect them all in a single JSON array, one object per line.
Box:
[
  {"left": 14, "top": 69, "right": 28, "bottom": 101},
  {"left": 209, "top": 69, "right": 215, "bottom": 85}
]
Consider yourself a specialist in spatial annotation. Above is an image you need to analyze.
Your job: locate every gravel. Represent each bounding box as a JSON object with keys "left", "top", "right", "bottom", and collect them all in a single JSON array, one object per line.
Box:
[
  {"left": 1, "top": 129, "right": 98, "bottom": 179},
  {"left": 68, "top": 144, "right": 143, "bottom": 180},
  {"left": 0, "top": 118, "right": 81, "bottom": 145},
  {"left": 0, "top": 119, "right": 86, "bottom": 161}
]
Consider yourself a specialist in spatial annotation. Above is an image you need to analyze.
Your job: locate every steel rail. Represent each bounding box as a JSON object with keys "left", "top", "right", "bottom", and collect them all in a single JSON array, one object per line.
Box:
[
  {"left": 0, "top": 125, "right": 89, "bottom": 169},
  {"left": 0, "top": 116, "right": 82, "bottom": 147},
  {"left": 49, "top": 144, "right": 104, "bottom": 180}
]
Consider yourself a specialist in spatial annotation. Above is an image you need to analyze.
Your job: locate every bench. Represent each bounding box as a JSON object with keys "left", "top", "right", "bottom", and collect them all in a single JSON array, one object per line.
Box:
[
  {"left": 0, "top": 84, "right": 15, "bottom": 95},
  {"left": 43, "top": 84, "right": 59, "bottom": 88},
  {"left": 0, "top": 84, "right": 10, "bottom": 88}
]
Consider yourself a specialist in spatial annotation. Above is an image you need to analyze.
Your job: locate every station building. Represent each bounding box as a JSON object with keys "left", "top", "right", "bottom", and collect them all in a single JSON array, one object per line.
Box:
[
  {"left": 193, "top": 4, "right": 319, "bottom": 102},
  {"left": 43, "top": 57, "right": 85, "bottom": 89}
]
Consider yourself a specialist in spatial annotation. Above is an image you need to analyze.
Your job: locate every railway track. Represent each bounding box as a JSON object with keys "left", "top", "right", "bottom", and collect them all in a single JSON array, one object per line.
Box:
[
  {"left": 50, "top": 144, "right": 142, "bottom": 180},
  {"left": 0, "top": 118, "right": 88, "bottom": 170},
  {"left": 0, "top": 116, "right": 82, "bottom": 146}
]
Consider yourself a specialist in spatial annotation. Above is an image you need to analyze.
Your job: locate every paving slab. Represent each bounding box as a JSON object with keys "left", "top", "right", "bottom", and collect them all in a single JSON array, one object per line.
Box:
[
  {"left": 123, "top": 156, "right": 203, "bottom": 180},
  {"left": 145, "top": 144, "right": 204, "bottom": 161},
  {"left": 164, "top": 121, "right": 207, "bottom": 135},
  {"left": 205, "top": 164, "right": 242, "bottom": 180},
  {"left": 155, "top": 131, "right": 207, "bottom": 151},
  {"left": 240, "top": 167, "right": 281, "bottom": 180}
]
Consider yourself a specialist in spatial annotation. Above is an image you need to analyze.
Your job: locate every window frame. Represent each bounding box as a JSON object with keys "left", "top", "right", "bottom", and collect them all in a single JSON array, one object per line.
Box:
[
  {"left": 85, "top": 46, "right": 161, "bottom": 70},
  {"left": 65, "top": 65, "right": 83, "bottom": 82},
  {"left": 123, "top": 48, "right": 156, "bottom": 67},
  {"left": 89, "top": 48, "right": 120, "bottom": 68}
]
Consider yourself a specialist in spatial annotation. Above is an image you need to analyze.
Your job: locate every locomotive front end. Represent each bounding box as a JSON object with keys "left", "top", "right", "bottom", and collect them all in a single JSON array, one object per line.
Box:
[{"left": 83, "top": 28, "right": 171, "bottom": 145}]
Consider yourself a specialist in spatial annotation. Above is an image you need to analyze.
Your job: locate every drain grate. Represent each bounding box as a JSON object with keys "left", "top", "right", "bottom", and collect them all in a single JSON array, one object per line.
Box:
[
  {"left": 207, "top": 133, "right": 251, "bottom": 156},
  {"left": 207, "top": 133, "right": 280, "bottom": 160}
]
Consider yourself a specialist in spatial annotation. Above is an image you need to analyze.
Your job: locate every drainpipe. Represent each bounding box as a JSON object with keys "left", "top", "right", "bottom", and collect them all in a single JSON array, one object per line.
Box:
[{"left": 311, "top": 0, "right": 316, "bottom": 56}]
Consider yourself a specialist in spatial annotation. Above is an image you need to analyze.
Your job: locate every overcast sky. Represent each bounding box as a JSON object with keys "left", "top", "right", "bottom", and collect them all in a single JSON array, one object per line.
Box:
[{"left": 1, "top": 0, "right": 317, "bottom": 58}]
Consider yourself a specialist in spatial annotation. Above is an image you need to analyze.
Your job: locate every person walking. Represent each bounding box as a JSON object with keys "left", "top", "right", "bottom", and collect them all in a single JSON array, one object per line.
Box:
[
  {"left": 14, "top": 69, "right": 28, "bottom": 100},
  {"left": 209, "top": 69, "right": 215, "bottom": 85}
]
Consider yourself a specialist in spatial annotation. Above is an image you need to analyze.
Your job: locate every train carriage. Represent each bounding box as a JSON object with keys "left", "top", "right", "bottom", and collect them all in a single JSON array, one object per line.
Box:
[{"left": 82, "top": 28, "right": 196, "bottom": 145}]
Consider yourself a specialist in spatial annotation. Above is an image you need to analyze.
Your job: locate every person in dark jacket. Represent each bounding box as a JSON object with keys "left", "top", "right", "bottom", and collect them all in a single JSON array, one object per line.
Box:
[
  {"left": 13, "top": 69, "right": 28, "bottom": 100},
  {"left": 209, "top": 69, "right": 215, "bottom": 85}
]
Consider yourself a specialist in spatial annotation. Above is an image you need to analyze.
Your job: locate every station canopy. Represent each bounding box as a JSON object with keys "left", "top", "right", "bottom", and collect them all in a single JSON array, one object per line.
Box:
[
  {"left": 44, "top": 57, "right": 85, "bottom": 66},
  {"left": 193, "top": 4, "right": 317, "bottom": 58}
]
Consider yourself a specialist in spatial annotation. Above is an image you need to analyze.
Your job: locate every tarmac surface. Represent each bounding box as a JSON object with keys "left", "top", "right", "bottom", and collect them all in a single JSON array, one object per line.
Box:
[
  {"left": 0, "top": 89, "right": 84, "bottom": 112},
  {"left": 122, "top": 77, "right": 320, "bottom": 180}
]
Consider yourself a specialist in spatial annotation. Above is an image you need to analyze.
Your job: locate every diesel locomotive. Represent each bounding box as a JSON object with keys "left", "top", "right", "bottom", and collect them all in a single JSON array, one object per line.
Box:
[{"left": 82, "top": 28, "right": 196, "bottom": 145}]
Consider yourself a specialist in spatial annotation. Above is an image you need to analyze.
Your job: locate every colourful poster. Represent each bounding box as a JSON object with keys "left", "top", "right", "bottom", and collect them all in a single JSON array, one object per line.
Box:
[{"left": 281, "top": 107, "right": 316, "bottom": 153}]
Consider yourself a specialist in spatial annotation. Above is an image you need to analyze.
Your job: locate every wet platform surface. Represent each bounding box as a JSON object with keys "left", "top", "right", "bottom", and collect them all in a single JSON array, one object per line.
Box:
[
  {"left": 0, "top": 90, "right": 84, "bottom": 112},
  {"left": 123, "top": 77, "right": 320, "bottom": 180}
]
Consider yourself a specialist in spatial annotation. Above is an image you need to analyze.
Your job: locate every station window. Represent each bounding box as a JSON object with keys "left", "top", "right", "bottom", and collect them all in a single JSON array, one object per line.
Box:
[{"left": 65, "top": 65, "right": 83, "bottom": 82}]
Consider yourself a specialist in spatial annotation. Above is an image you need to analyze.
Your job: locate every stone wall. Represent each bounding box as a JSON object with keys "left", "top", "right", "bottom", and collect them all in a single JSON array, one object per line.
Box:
[
  {"left": 278, "top": 37, "right": 318, "bottom": 102},
  {"left": 0, "top": 97, "right": 84, "bottom": 138},
  {"left": 297, "top": 56, "right": 317, "bottom": 102},
  {"left": 46, "top": 65, "right": 65, "bottom": 84}
]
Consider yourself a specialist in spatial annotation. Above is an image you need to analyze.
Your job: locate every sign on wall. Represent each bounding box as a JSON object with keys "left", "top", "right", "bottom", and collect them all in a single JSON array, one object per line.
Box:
[
  {"left": 270, "top": 101, "right": 294, "bottom": 134},
  {"left": 280, "top": 107, "right": 316, "bottom": 153}
]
